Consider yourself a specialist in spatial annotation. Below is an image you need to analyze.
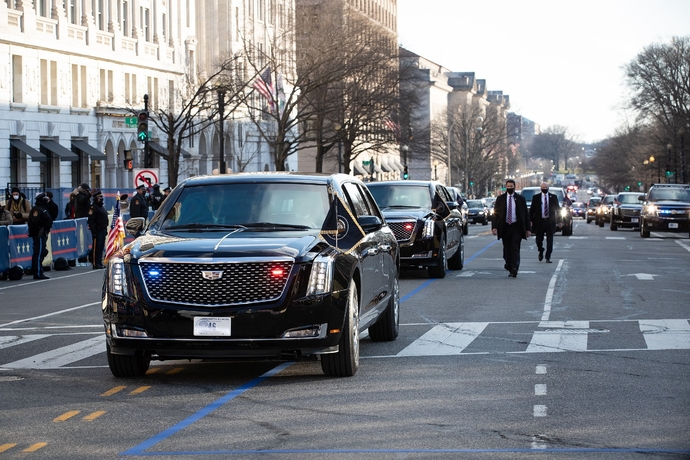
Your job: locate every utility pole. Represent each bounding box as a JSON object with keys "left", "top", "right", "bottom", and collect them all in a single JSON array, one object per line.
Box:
[{"left": 144, "top": 94, "right": 151, "bottom": 168}]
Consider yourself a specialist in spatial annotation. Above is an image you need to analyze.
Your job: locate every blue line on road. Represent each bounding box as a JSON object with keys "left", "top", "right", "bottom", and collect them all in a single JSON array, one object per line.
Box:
[{"left": 120, "top": 361, "right": 294, "bottom": 456}]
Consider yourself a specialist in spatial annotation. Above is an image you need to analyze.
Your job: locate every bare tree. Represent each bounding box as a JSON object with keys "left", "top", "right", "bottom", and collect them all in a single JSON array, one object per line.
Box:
[
  {"left": 147, "top": 55, "right": 248, "bottom": 187},
  {"left": 625, "top": 36, "right": 690, "bottom": 182},
  {"left": 530, "top": 126, "right": 576, "bottom": 173}
]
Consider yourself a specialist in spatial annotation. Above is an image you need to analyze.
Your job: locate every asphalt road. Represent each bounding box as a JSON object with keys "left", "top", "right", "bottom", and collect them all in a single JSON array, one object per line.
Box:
[{"left": 1, "top": 216, "right": 689, "bottom": 459}]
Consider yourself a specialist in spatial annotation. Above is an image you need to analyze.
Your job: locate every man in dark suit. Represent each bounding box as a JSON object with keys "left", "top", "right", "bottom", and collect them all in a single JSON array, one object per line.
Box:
[
  {"left": 492, "top": 179, "right": 531, "bottom": 277},
  {"left": 529, "top": 182, "right": 561, "bottom": 263}
]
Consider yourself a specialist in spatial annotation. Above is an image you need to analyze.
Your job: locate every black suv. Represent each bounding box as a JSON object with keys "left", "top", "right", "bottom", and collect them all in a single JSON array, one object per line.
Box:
[
  {"left": 610, "top": 192, "right": 644, "bottom": 231},
  {"left": 366, "top": 181, "right": 464, "bottom": 278},
  {"left": 638, "top": 183, "right": 690, "bottom": 238},
  {"left": 103, "top": 173, "right": 400, "bottom": 378}
]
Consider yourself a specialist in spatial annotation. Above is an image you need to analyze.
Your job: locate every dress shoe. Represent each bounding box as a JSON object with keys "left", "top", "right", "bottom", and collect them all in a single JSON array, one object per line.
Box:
[
  {"left": 545, "top": 259, "right": 552, "bottom": 263},
  {"left": 509, "top": 269, "right": 518, "bottom": 278},
  {"left": 538, "top": 249, "right": 544, "bottom": 261},
  {"left": 33, "top": 274, "right": 50, "bottom": 280}
]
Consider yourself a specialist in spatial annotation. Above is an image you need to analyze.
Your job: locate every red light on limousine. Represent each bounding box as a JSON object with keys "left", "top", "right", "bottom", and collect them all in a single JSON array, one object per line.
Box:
[
  {"left": 270, "top": 267, "right": 285, "bottom": 277},
  {"left": 404, "top": 223, "right": 414, "bottom": 231}
]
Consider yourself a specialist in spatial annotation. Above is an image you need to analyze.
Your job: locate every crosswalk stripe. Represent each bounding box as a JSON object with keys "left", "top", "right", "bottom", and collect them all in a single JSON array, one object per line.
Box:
[
  {"left": 526, "top": 321, "right": 589, "bottom": 353},
  {"left": 0, "top": 335, "right": 48, "bottom": 350},
  {"left": 397, "top": 322, "right": 489, "bottom": 356},
  {"left": 640, "top": 319, "right": 690, "bottom": 350},
  {"left": 2, "top": 335, "right": 104, "bottom": 369}
]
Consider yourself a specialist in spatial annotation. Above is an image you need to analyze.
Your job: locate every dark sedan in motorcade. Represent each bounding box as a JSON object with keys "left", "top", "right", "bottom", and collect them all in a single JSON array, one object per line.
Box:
[
  {"left": 596, "top": 194, "right": 617, "bottom": 227},
  {"left": 571, "top": 202, "right": 586, "bottom": 219},
  {"left": 586, "top": 196, "right": 601, "bottom": 223},
  {"left": 610, "top": 192, "right": 644, "bottom": 230},
  {"left": 466, "top": 199, "right": 490, "bottom": 225},
  {"left": 103, "top": 173, "right": 400, "bottom": 378},
  {"left": 639, "top": 183, "right": 690, "bottom": 238},
  {"left": 366, "top": 180, "right": 464, "bottom": 279}
]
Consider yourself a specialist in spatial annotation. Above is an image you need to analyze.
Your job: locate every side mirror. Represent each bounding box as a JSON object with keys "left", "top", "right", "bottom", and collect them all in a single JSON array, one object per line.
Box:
[
  {"left": 357, "top": 215, "right": 383, "bottom": 232},
  {"left": 125, "top": 217, "right": 146, "bottom": 236},
  {"left": 447, "top": 201, "right": 459, "bottom": 210},
  {"left": 638, "top": 195, "right": 645, "bottom": 201}
]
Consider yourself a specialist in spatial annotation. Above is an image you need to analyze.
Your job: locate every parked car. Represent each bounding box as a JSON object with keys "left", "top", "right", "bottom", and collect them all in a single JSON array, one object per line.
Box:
[
  {"left": 366, "top": 180, "right": 464, "bottom": 278},
  {"left": 447, "top": 186, "right": 469, "bottom": 235},
  {"left": 102, "top": 173, "right": 400, "bottom": 378},
  {"left": 638, "top": 183, "right": 690, "bottom": 238},
  {"left": 596, "top": 194, "right": 617, "bottom": 227},
  {"left": 571, "top": 202, "right": 586, "bottom": 219},
  {"left": 521, "top": 186, "right": 573, "bottom": 236},
  {"left": 586, "top": 196, "right": 602, "bottom": 223},
  {"left": 609, "top": 192, "right": 644, "bottom": 230},
  {"left": 466, "top": 199, "right": 490, "bottom": 225}
]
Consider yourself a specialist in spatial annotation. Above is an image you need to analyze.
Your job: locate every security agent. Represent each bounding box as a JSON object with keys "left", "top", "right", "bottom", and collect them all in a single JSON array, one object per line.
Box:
[
  {"left": 87, "top": 189, "right": 108, "bottom": 269},
  {"left": 28, "top": 193, "right": 54, "bottom": 280},
  {"left": 129, "top": 184, "right": 150, "bottom": 219}
]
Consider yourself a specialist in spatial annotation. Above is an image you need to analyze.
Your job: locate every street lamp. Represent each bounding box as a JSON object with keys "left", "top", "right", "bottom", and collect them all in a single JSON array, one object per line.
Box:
[
  {"left": 433, "top": 159, "right": 438, "bottom": 181},
  {"left": 667, "top": 143, "right": 673, "bottom": 183},
  {"left": 218, "top": 90, "right": 226, "bottom": 174},
  {"left": 649, "top": 155, "right": 659, "bottom": 183},
  {"left": 334, "top": 122, "right": 343, "bottom": 174}
]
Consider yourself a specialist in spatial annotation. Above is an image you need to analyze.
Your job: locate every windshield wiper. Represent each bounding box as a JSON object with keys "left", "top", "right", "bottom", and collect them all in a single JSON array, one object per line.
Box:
[
  {"left": 166, "top": 223, "right": 247, "bottom": 231},
  {"left": 239, "top": 222, "right": 313, "bottom": 230}
]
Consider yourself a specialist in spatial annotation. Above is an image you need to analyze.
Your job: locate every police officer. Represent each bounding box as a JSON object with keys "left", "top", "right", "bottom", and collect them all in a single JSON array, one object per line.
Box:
[
  {"left": 129, "top": 184, "right": 149, "bottom": 220},
  {"left": 28, "top": 193, "right": 53, "bottom": 280},
  {"left": 149, "top": 184, "right": 164, "bottom": 210},
  {"left": 87, "top": 189, "right": 108, "bottom": 269}
]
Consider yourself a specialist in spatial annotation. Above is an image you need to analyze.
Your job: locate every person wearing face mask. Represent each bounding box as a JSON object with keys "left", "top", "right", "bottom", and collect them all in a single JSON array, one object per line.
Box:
[
  {"left": 529, "top": 182, "right": 561, "bottom": 263},
  {"left": 28, "top": 193, "right": 53, "bottom": 279},
  {"left": 492, "top": 179, "right": 531, "bottom": 278},
  {"left": 87, "top": 189, "right": 108, "bottom": 269},
  {"left": 8, "top": 187, "right": 31, "bottom": 225}
]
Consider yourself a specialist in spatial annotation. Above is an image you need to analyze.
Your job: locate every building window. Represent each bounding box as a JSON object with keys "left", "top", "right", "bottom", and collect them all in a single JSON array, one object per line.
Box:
[
  {"left": 142, "top": 7, "right": 150, "bottom": 41},
  {"left": 12, "top": 55, "right": 23, "bottom": 103},
  {"left": 40, "top": 60, "right": 57, "bottom": 106},
  {"left": 121, "top": 0, "right": 129, "bottom": 36}
]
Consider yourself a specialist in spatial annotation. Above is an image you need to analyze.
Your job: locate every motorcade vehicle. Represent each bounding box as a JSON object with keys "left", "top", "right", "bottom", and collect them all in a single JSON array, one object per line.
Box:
[
  {"left": 571, "top": 202, "right": 586, "bottom": 219},
  {"left": 447, "top": 186, "right": 469, "bottom": 235},
  {"left": 366, "top": 180, "right": 464, "bottom": 278},
  {"left": 586, "top": 196, "right": 602, "bottom": 223},
  {"left": 609, "top": 192, "right": 644, "bottom": 230},
  {"left": 102, "top": 173, "right": 400, "bottom": 378},
  {"left": 596, "top": 194, "right": 617, "bottom": 227},
  {"left": 482, "top": 197, "right": 496, "bottom": 220},
  {"left": 638, "top": 183, "right": 690, "bottom": 238},
  {"left": 465, "top": 199, "right": 490, "bottom": 225},
  {"left": 521, "top": 186, "right": 573, "bottom": 236}
]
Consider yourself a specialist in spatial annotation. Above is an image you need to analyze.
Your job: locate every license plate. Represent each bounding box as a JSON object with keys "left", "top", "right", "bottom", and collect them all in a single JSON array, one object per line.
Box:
[
  {"left": 631, "top": 218, "right": 639, "bottom": 223},
  {"left": 193, "top": 317, "right": 231, "bottom": 336},
  {"left": 668, "top": 223, "right": 679, "bottom": 229}
]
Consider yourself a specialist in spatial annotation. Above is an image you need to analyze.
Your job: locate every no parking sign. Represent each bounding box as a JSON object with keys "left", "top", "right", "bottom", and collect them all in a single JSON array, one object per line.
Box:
[{"left": 133, "top": 168, "right": 160, "bottom": 190}]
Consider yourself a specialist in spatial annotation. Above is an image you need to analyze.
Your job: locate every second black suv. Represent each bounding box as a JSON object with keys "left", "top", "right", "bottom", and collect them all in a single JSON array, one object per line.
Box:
[
  {"left": 638, "top": 183, "right": 690, "bottom": 238},
  {"left": 367, "top": 181, "right": 464, "bottom": 278}
]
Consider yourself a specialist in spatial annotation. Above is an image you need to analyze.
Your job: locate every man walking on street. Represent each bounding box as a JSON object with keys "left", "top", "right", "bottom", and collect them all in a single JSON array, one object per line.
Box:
[
  {"left": 87, "top": 189, "right": 108, "bottom": 269},
  {"left": 530, "top": 182, "right": 561, "bottom": 263},
  {"left": 492, "top": 179, "right": 531, "bottom": 277}
]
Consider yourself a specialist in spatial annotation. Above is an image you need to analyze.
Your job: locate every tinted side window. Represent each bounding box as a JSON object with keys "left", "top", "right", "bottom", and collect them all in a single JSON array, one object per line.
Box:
[
  {"left": 436, "top": 185, "right": 451, "bottom": 202},
  {"left": 342, "top": 182, "right": 368, "bottom": 217},
  {"left": 358, "top": 184, "right": 384, "bottom": 220}
]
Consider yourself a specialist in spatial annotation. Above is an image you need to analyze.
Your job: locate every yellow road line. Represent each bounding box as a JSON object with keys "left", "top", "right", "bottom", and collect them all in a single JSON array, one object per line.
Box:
[
  {"left": 53, "top": 410, "right": 80, "bottom": 422},
  {"left": 23, "top": 442, "right": 47, "bottom": 452},
  {"left": 83, "top": 411, "right": 107, "bottom": 421},
  {"left": 0, "top": 444, "right": 17, "bottom": 453},
  {"left": 166, "top": 367, "right": 183, "bottom": 375},
  {"left": 145, "top": 368, "right": 160, "bottom": 374},
  {"left": 101, "top": 385, "right": 127, "bottom": 396},
  {"left": 128, "top": 386, "right": 151, "bottom": 395}
]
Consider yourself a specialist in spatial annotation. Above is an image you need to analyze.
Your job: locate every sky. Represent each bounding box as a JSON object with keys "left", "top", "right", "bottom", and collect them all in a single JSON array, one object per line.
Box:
[{"left": 397, "top": 0, "right": 690, "bottom": 143}]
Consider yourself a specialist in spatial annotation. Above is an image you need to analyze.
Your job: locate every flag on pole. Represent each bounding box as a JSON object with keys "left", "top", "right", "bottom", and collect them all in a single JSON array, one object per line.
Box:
[
  {"left": 104, "top": 192, "right": 125, "bottom": 263},
  {"left": 384, "top": 116, "right": 401, "bottom": 140},
  {"left": 252, "top": 66, "right": 275, "bottom": 113}
]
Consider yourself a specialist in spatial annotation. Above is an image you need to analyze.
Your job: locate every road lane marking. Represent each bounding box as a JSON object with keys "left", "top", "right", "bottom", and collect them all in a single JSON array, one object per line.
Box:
[
  {"left": 535, "top": 384, "right": 547, "bottom": 396},
  {"left": 0, "top": 335, "right": 48, "bottom": 350},
  {"left": 129, "top": 386, "right": 151, "bottom": 395},
  {"left": 0, "top": 302, "right": 99, "bottom": 329},
  {"left": 2, "top": 336, "right": 104, "bottom": 369},
  {"left": 541, "top": 259, "right": 564, "bottom": 321},
  {"left": 536, "top": 365, "right": 547, "bottom": 374},
  {"left": 533, "top": 405, "right": 547, "bottom": 417},
  {"left": 0, "top": 444, "right": 17, "bottom": 453},
  {"left": 101, "top": 386, "right": 127, "bottom": 396},
  {"left": 166, "top": 367, "right": 184, "bottom": 375},
  {"left": 23, "top": 443, "right": 47, "bottom": 452},
  {"left": 83, "top": 411, "right": 107, "bottom": 421},
  {"left": 640, "top": 319, "right": 690, "bottom": 350},
  {"left": 53, "top": 410, "right": 80, "bottom": 422},
  {"left": 526, "top": 321, "right": 589, "bottom": 353},
  {"left": 676, "top": 240, "right": 690, "bottom": 252},
  {"left": 396, "top": 322, "right": 489, "bottom": 356}
]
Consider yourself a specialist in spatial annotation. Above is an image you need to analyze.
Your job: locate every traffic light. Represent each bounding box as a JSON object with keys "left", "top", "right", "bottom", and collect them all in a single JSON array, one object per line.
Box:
[
  {"left": 637, "top": 182, "right": 642, "bottom": 186},
  {"left": 137, "top": 111, "right": 149, "bottom": 142},
  {"left": 403, "top": 165, "right": 409, "bottom": 179},
  {"left": 123, "top": 149, "right": 133, "bottom": 170}
]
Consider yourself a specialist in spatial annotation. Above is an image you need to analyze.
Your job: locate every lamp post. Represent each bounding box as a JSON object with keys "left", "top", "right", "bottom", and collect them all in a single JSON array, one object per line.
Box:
[
  {"left": 666, "top": 143, "right": 673, "bottom": 183},
  {"left": 218, "top": 90, "right": 226, "bottom": 174},
  {"left": 649, "top": 155, "right": 659, "bottom": 183},
  {"left": 334, "top": 122, "right": 342, "bottom": 173},
  {"left": 433, "top": 160, "right": 438, "bottom": 181}
]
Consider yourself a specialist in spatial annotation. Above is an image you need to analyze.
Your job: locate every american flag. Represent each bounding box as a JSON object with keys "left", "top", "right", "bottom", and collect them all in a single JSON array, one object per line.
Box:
[
  {"left": 252, "top": 66, "right": 275, "bottom": 112},
  {"left": 104, "top": 192, "right": 125, "bottom": 263},
  {"left": 384, "top": 116, "right": 401, "bottom": 140}
]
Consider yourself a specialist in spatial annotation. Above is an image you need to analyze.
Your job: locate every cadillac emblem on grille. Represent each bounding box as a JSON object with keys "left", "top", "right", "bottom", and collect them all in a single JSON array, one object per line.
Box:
[{"left": 201, "top": 270, "right": 224, "bottom": 280}]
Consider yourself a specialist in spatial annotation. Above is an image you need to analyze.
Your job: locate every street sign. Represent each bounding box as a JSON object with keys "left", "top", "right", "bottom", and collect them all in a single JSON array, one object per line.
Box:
[
  {"left": 133, "top": 168, "right": 160, "bottom": 190},
  {"left": 362, "top": 160, "right": 371, "bottom": 166},
  {"left": 125, "top": 117, "right": 137, "bottom": 127}
]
